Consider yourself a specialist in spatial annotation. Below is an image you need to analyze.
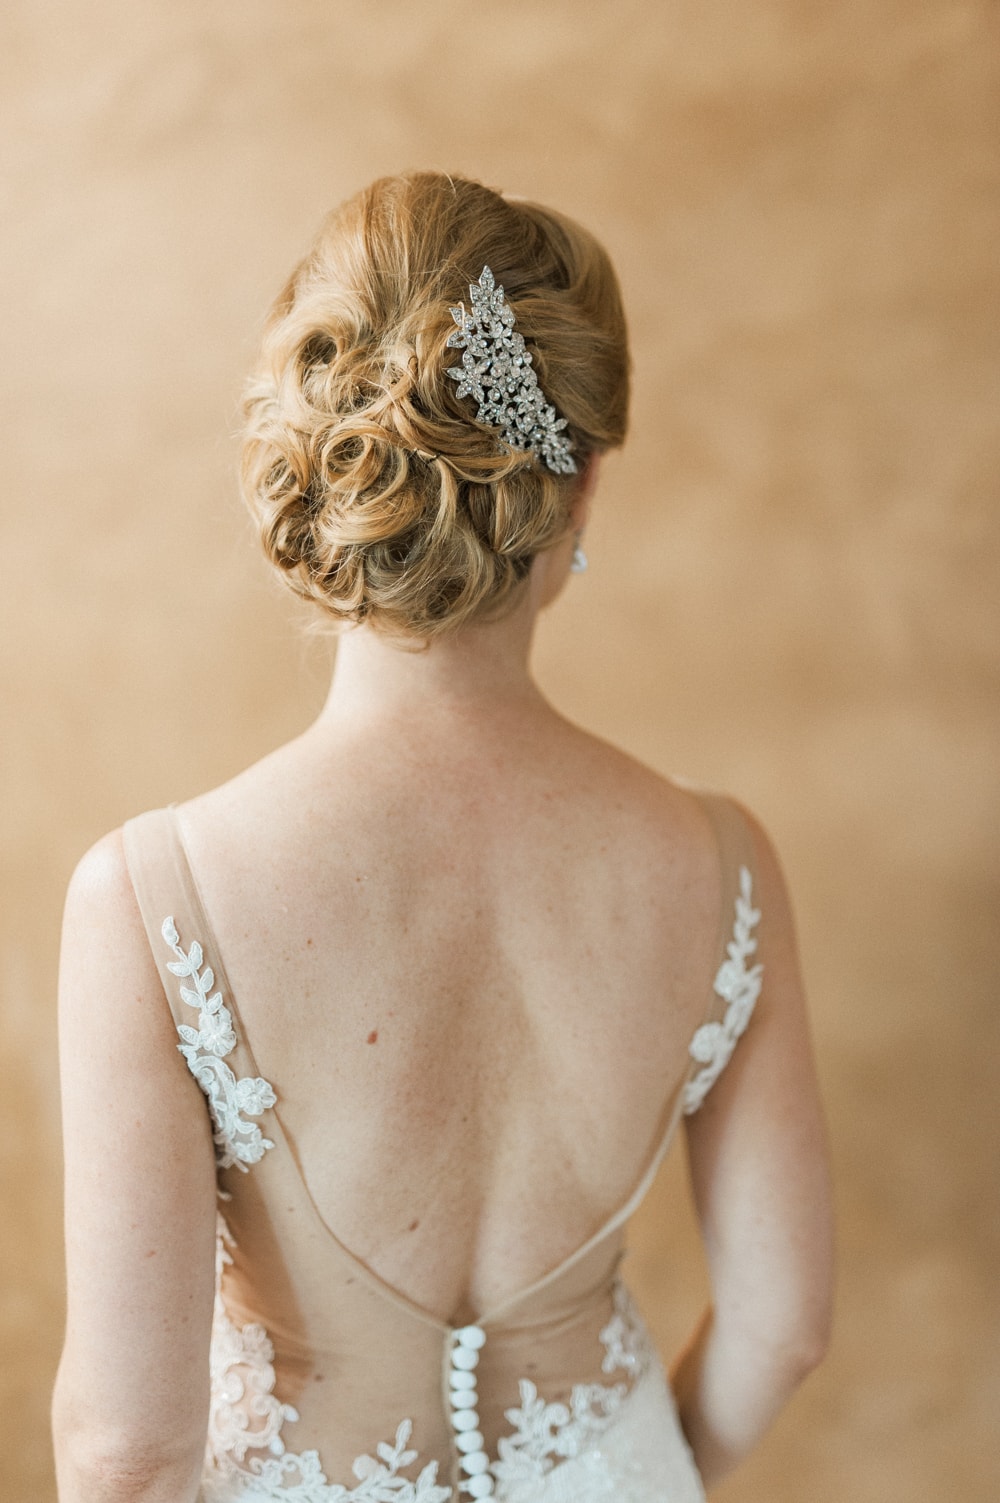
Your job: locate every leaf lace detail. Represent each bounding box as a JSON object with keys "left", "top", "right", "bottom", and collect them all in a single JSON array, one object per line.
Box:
[
  {"left": 162, "top": 916, "right": 277, "bottom": 1170},
  {"left": 203, "top": 1216, "right": 451, "bottom": 1503},
  {"left": 204, "top": 1420, "right": 450, "bottom": 1503},
  {"left": 682, "top": 866, "right": 763, "bottom": 1114},
  {"left": 492, "top": 1283, "right": 653, "bottom": 1496}
]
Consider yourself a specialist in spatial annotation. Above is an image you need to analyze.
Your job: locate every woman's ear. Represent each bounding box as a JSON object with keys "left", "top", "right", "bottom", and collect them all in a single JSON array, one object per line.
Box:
[{"left": 569, "top": 452, "right": 602, "bottom": 533}]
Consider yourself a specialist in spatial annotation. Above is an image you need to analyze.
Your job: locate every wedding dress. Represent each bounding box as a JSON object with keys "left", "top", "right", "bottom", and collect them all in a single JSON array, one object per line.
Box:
[{"left": 122, "top": 792, "right": 762, "bottom": 1503}]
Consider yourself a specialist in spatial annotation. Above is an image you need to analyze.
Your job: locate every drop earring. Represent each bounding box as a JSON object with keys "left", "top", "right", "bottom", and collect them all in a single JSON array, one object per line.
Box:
[{"left": 570, "top": 532, "right": 588, "bottom": 573}]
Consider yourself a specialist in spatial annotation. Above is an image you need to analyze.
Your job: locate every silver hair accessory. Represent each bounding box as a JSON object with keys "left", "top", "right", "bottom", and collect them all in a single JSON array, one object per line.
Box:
[{"left": 446, "top": 266, "right": 577, "bottom": 476}]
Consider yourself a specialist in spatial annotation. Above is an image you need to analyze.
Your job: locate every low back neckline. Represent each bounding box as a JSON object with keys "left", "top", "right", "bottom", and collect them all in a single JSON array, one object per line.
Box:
[{"left": 159, "top": 802, "right": 721, "bottom": 1333}]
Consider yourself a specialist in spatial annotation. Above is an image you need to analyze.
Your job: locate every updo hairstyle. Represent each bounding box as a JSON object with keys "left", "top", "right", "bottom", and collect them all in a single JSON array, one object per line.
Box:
[{"left": 241, "top": 171, "right": 630, "bottom": 638}]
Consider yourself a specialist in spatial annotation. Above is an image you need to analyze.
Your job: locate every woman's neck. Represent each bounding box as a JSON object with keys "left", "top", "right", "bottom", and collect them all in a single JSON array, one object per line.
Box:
[{"left": 317, "top": 588, "right": 547, "bottom": 732}]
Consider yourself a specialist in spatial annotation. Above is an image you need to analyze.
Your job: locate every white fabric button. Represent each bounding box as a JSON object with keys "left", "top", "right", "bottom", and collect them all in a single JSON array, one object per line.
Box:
[
  {"left": 449, "top": 1369, "right": 476, "bottom": 1390},
  {"left": 465, "top": 1475, "right": 494, "bottom": 1498},
  {"left": 456, "top": 1428, "right": 484, "bottom": 1452},
  {"left": 451, "top": 1346, "right": 479, "bottom": 1371},
  {"left": 449, "top": 1386, "right": 477, "bottom": 1408},
  {"left": 454, "top": 1324, "right": 486, "bottom": 1350},
  {"left": 451, "top": 1408, "right": 479, "bottom": 1432},
  {"left": 460, "top": 1450, "right": 490, "bottom": 1475}
]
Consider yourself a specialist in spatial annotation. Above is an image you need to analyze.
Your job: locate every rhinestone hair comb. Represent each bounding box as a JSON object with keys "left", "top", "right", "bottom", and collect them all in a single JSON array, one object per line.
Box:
[{"left": 445, "top": 266, "right": 577, "bottom": 475}]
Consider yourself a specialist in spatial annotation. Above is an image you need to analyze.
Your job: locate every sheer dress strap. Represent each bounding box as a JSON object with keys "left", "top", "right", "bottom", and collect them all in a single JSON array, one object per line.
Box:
[
  {"left": 121, "top": 806, "right": 281, "bottom": 1174},
  {"left": 682, "top": 791, "right": 763, "bottom": 1114}
]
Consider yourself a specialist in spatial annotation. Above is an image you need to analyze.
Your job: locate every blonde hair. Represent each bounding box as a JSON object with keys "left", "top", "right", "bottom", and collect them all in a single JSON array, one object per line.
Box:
[{"left": 241, "top": 171, "right": 629, "bottom": 638}]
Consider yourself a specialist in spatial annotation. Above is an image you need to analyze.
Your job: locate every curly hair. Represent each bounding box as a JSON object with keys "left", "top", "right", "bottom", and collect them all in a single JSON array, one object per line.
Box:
[{"left": 241, "top": 171, "right": 630, "bottom": 638}]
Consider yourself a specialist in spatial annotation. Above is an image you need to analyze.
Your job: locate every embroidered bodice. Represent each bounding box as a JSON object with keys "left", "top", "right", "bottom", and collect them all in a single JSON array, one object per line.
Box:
[{"left": 122, "top": 792, "right": 761, "bottom": 1503}]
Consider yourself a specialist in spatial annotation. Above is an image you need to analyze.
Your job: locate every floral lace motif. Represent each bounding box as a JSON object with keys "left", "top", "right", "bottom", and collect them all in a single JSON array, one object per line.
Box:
[
  {"left": 682, "top": 866, "right": 763, "bottom": 1114},
  {"left": 203, "top": 1418, "right": 450, "bottom": 1503},
  {"left": 491, "top": 1283, "right": 653, "bottom": 1496},
  {"left": 207, "top": 1216, "right": 300, "bottom": 1466},
  {"left": 598, "top": 1283, "right": 649, "bottom": 1379},
  {"left": 203, "top": 1215, "right": 451, "bottom": 1503},
  {"left": 226, "top": 1430, "right": 450, "bottom": 1503},
  {"left": 203, "top": 1417, "right": 450, "bottom": 1503},
  {"left": 162, "top": 916, "right": 277, "bottom": 1170},
  {"left": 203, "top": 1241, "right": 654, "bottom": 1503}
]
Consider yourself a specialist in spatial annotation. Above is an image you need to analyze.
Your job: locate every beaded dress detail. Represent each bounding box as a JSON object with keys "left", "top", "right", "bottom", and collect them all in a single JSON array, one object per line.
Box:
[{"left": 122, "top": 794, "right": 760, "bottom": 1503}]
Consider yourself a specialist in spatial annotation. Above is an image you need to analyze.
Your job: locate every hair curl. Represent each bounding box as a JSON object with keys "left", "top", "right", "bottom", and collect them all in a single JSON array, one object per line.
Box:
[{"left": 241, "top": 171, "right": 630, "bottom": 638}]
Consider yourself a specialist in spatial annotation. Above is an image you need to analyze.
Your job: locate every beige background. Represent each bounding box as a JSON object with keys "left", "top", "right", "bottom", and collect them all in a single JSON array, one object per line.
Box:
[{"left": 2, "top": 2, "right": 998, "bottom": 1499}]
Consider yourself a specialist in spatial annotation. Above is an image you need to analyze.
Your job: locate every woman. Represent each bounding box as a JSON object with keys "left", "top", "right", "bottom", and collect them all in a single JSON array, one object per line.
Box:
[{"left": 52, "top": 171, "right": 833, "bottom": 1502}]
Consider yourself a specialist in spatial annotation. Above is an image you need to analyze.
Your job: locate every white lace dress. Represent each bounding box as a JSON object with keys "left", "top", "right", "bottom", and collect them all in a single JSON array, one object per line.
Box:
[{"left": 122, "top": 796, "right": 762, "bottom": 1503}]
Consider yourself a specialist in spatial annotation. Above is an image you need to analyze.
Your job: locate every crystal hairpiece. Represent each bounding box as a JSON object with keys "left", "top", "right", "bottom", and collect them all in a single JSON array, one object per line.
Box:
[{"left": 445, "top": 266, "right": 577, "bottom": 475}]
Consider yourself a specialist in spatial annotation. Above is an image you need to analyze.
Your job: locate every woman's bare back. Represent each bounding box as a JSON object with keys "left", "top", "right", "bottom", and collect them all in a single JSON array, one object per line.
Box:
[{"left": 176, "top": 698, "right": 722, "bottom": 1321}]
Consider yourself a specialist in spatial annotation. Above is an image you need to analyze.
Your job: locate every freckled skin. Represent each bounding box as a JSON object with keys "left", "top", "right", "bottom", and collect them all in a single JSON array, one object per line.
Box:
[{"left": 367, "top": 1029, "right": 378, "bottom": 1044}]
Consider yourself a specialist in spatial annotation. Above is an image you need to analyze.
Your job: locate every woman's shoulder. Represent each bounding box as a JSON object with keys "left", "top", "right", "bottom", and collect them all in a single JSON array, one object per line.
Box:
[
  {"left": 64, "top": 824, "right": 134, "bottom": 924},
  {"left": 562, "top": 723, "right": 759, "bottom": 845},
  {"left": 562, "top": 727, "right": 793, "bottom": 909},
  {"left": 60, "top": 825, "right": 165, "bottom": 1030}
]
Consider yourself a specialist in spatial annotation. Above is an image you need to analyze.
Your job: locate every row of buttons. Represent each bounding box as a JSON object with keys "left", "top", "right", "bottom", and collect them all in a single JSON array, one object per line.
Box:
[{"left": 448, "top": 1324, "right": 492, "bottom": 1497}]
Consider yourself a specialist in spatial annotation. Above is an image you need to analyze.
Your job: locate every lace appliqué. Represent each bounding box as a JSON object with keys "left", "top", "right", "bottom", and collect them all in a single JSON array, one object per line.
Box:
[
  {"left": 162, "top": 916, "right": 277, "bottom": 1170},
  {"left": 598, "top": 1283, "right": 648, "bottom": 1379},
  {"left": 204, "top": 1419, "right": 450, "bottom": 1503},
  {"left": 207, "top": 1215, "right": 300, "bottom": 1467},
  {"left": 231, "top": 1429, "right": 451, "bottom": 1503},
  {"left": 203, "top": 1216, "right": 451, "bottom": 1503},
  {"left": 682, "top": 866, "right": 763, "bottom": 1115},
  {"left": 492, "top": 1283, "right": 653, "bottom": 1496}
]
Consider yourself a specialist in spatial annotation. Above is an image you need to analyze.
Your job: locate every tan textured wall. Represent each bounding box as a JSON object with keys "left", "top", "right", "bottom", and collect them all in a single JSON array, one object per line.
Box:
[{"left": 2, "top": 3, "right": 997, "bottom": 1498}]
